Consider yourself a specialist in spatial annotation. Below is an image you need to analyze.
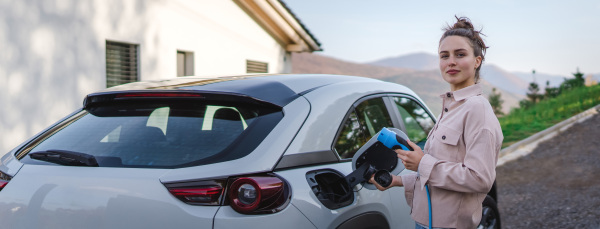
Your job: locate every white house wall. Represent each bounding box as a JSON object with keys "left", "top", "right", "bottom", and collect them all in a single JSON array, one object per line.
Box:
[{"left": 0, "top": 0, "right": 292, "bottom": 153}]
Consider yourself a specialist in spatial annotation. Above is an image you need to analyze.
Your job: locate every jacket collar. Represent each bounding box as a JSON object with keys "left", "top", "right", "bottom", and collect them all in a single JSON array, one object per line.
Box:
[{"left": 440, "top": 83, "right": 483, "bottom": 101}]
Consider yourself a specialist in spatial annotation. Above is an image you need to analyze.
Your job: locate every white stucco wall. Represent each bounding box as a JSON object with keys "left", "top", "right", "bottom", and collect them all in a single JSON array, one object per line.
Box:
[{"left": 0, "top": 0, "right": 292, "bottom": 153}]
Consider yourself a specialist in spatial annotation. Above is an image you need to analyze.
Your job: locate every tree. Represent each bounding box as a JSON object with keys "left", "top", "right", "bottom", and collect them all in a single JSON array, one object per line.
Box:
[
  {"left": 526, "top": 69, "right": 542, "bottom": 104},
  {"left": 560, "top": 68, "right": 585, "bottom": 91},
  {"left": 526, "top": 81, "right": 541, "bottom": 104},
  {"left": 544, "top": 80, "right": 560, "bottom": 99},
  {"left": 519, "top": 99, "right": 533, "bottom": 109},
  {"left": 488, "top": 87, "right": 504, "bottom": 116}
]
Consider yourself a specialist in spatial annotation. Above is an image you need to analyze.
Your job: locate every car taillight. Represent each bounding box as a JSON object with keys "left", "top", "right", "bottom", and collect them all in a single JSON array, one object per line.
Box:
[
  {"left": 0, "top": 170, "right": 11, "bottom": 191},
  {"left": 228, "top": 176, "right": 289, "bottom": 214},
  {"left": 165, "top": 180, "right": 226, "bottom": 205},
  {"left": 163, "top": 174, "right": 290, "bottom": 214}
]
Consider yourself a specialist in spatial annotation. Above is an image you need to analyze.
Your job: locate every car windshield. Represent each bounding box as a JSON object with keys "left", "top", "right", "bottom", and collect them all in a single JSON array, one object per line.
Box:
[{"left": 20, "top": 99, "right": 282, "bottom": 168}]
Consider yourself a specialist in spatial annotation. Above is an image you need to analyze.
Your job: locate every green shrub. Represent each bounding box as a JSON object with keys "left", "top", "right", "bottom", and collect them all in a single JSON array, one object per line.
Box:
[{"left": 500, "top": 84, "right": 600, "bottom": 148}]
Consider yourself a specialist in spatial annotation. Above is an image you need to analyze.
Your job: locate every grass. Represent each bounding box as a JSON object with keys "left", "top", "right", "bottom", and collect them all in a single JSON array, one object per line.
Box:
[{"left": 499, "top": 84, "right": 600, "bottom": 148}]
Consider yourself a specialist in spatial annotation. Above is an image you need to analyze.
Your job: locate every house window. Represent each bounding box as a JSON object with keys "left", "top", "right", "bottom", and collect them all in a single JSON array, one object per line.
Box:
[
  {"left": 106, "top": 41, "right": 139, "bottom": 88},
  {"left": 177, "top": 50, "right": 194, "bottom": 77},
  {"left": 246, "top": 60, "right": 268, "bottom": 73}
]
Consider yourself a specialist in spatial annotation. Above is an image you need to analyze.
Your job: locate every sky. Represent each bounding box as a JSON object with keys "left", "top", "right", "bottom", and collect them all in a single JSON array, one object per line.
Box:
[{"left": 283, "top": 0, "right": 600, "bottom": 77}]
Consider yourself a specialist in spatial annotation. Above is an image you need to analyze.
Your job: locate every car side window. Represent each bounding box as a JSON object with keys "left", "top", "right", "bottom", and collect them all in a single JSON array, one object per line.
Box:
[
  {"left": 334, "top": 97, "right": 394, "bottom": 159},
  {"left": 391, "top": 96, "right": 435, "bottom": 149}
]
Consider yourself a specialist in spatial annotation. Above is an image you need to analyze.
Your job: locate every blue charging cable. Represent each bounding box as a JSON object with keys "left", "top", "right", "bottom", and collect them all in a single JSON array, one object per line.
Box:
[{"left": 425, "top": 184, "right": 432, "bottom": 229}]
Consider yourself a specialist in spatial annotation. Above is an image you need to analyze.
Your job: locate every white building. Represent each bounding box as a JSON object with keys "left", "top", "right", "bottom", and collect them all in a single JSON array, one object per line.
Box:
[{"left": 0, "top": 0, "right": 321, "bottom": 153}]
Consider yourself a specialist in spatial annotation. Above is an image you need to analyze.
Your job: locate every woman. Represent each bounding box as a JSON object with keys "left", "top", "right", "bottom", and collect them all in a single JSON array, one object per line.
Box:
[{"left": 370, "top": 16, "right": 503, "bottom": 229}]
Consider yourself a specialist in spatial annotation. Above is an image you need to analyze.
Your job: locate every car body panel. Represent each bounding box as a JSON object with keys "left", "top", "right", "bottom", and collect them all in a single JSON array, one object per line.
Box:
[
  {"left": 0, "top": 165, "right": 217, "bottom": 229},
  {"left": 0, "top": 150, "right": 23, "bottom": 176},
  {"left": 214, "top": 203, "right": 317, "bottom": 228},
  {"left": 275, "top": 162, "right": 414, "bottom": 229}
]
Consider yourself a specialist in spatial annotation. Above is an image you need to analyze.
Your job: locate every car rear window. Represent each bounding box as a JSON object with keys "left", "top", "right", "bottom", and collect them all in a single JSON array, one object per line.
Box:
[{"left": 19, "top": 99, "right": 282, "bottom": 168}]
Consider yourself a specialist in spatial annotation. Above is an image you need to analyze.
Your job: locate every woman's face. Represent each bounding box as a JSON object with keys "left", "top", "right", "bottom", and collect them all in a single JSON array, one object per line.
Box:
[{"left": 438, "top": 35, "right": 482, "bottom": 91}]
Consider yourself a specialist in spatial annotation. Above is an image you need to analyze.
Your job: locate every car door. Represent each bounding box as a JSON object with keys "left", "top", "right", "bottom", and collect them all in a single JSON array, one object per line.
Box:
[
  {"left": 333, "top": 95, "right": 415, "bottom": 229},
  {"left": 276, "top": 95, "right": 414, "bottom": 229},
  {"left": 385, "top": 95, "right": 436, "bottom": 228}
]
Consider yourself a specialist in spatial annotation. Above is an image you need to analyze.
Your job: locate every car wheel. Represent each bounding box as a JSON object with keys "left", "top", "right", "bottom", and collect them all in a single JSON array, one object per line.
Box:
[{"left": 478, "top": 195, "right": 500, "bottom": 229}]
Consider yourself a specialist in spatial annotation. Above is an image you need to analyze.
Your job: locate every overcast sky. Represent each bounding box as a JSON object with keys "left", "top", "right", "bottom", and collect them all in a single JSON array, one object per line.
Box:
[{"left": 284, "top": 0, "right": 600, "bottom": 77}]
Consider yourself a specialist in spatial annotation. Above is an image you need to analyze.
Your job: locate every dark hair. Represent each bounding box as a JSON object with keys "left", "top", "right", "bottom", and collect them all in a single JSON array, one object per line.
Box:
[{"left": 440, "top": 16, "right": 488, "bottom": 82}]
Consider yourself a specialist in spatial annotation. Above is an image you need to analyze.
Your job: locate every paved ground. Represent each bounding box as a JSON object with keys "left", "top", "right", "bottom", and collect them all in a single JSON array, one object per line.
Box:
[{"left": 496, "top": 113, "right": 600, "bottom": 228}]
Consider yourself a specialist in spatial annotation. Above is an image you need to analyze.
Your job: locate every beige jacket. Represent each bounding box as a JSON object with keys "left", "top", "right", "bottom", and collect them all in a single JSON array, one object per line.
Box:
[{"left": 401, "top": 84, "right": 503, "bottom": 229}]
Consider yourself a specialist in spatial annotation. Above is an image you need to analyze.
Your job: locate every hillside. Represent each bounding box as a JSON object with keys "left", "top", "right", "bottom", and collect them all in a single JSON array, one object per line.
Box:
[
  {"left": 367, "top": 52, "right": 438, "bottom": 71},
  {"left": 292, "top": 52, "right": 523, "bottom": 116},
  {"left": 291, "top": 52, "right": 415, "bottom": 79},
  {"left": 480, "top": 65, "right": 530, "bottom": 95},
  {"left": 369, "top": 52, "right": 541, "bottom": 96},
  {"left": 513, "top": 71, "right": 566, "bottom": 90}
]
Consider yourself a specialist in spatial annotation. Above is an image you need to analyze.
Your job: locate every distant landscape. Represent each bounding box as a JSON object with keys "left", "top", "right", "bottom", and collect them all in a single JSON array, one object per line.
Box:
[
  {"left": 292, "top": 52, "right": 518, "bottom": 116},
  {"left": 291, "top": 51, "right": 600, "bottom": 117}
]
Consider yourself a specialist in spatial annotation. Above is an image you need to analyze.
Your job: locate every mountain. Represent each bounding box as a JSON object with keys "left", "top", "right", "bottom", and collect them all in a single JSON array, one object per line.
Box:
[
  {"left": 292, "top": 52, "right": 523, "bottom": 116},
  {"left": 480, "top": 65, "right": 530, "bottom": 96},
  {"left": 370, "top": 52, "right": 536, "bottom": 96},
  {"left": 368, "top": 52, "right": 438, "bottom": 71},
  {"left": 513, "top": 71, "right": 567, "bottom": 90},
  {"left": 291, "top": 52, "right": 415, "bottom": 79}
]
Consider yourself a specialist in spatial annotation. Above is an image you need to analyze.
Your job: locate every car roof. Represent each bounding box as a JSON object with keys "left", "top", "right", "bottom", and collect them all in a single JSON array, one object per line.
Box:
[{"left": 95, "top": 74, "right": 383, "bottom": 107}]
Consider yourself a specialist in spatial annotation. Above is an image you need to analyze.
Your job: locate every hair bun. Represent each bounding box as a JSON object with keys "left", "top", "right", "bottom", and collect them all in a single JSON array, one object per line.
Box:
[{"left": 452, "top": 16, "right": 475, "bottom": 30}]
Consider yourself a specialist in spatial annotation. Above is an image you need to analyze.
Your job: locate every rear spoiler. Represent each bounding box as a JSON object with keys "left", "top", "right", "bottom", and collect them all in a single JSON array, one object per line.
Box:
[{"left": 83, "top": 90, "right": 285, "bottom": 109}]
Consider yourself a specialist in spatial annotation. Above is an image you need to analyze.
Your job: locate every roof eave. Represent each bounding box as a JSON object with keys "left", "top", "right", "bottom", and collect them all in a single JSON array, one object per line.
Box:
[{"left": 234, "top": 0, "right": 322, "bottom": 52}]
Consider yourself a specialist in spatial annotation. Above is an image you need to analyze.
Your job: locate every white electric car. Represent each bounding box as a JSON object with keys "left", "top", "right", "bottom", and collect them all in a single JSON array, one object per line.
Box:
[{"left": 0, "top": 74, "right": 499, "bottom": 229}]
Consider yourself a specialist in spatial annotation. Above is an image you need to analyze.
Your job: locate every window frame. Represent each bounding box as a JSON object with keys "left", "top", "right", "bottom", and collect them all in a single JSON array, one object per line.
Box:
[
  {"left": 331, "top": 93, "right": 437, "bottom": 162},
  {"left": 331, "top": 94, "right": 401, "bottom": 162},
  {"left": 176, "top": 50, "right": 194, "bottom": 77},
  {"left": 386, "top": 93, "right": 437, "bottom": 136}
]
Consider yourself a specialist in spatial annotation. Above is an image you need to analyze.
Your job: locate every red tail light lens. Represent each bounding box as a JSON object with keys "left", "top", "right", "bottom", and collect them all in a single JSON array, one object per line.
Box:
[
  {"left": 0, "top": 180, "right": 8, "bottom": 190},
  {"left": 164, "top": 180, "right": 226, "bottom": 205},
  {"left": 163, "top": 174, "right": 290, "bottom": 214},
  {"left": 228, "top": 176, "right": 290, "bottom": 214},
  {"left": 168, "top": 186, "right": 223, "bottom": 205},
  {"left": 0, "top": 171, "right": 11, "bottom": 191}
]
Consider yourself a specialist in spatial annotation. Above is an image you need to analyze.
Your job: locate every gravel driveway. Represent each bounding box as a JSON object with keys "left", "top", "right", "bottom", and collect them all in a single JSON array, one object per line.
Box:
[{"left": 496, "top": 112, "right": 600, "bottom": 228}]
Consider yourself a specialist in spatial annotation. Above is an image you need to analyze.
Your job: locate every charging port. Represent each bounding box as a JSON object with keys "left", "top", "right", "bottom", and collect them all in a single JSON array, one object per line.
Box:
[{"left": 306, "top": 169, "right": 354, "bottom": 209}]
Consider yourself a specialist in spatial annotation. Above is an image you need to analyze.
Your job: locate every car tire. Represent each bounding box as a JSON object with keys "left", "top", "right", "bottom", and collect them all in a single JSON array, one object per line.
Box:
[{"left": 478, "top": 195, "right": 501, "bottom": 229}]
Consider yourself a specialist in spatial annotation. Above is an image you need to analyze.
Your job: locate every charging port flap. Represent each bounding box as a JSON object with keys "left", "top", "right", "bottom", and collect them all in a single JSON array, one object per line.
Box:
[{"left": 306, "top": 169, "right": 354, "bottom": 209}]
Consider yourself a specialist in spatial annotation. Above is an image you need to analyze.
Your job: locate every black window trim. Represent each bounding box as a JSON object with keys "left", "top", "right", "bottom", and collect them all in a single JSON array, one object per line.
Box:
[
  {"left": 385, "top": 93, "right": 438, "bottom": 130},
  {"left": 275, "top": 93, "right": 437, "bottom": 170},
  {"left": 15, "top": 110, "right": 87, "bottom": 159},
  {"left": 331, "top": 93, "right": 405, "bottom": 162}
]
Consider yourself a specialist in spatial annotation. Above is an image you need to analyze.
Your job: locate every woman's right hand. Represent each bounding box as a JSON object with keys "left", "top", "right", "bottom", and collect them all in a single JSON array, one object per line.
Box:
[{"left": 369, "top": 174, "right": 403, "bottom": 191}]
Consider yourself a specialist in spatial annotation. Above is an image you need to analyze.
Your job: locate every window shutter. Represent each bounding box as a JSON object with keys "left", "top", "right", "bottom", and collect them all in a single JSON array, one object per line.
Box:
[
  {"left": 106, "top": 41, "right": 139, "bottom": 87},
  {"left": 246, "top": 60, "right": 268, "bottom": 73}
]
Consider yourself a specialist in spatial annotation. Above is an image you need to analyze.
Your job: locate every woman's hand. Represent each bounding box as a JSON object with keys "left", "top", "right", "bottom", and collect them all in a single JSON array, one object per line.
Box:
[
  {"left": 396, "top": 139, "right": 424, "bottom": 171},
  {"left": 369, "top": 174, "right": 403, "bottom": 191}
]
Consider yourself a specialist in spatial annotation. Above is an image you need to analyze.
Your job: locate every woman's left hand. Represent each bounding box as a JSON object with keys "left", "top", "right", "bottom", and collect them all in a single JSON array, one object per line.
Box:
[{"left": 396, "top": 139, "right": 425, "bottom": 171}]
